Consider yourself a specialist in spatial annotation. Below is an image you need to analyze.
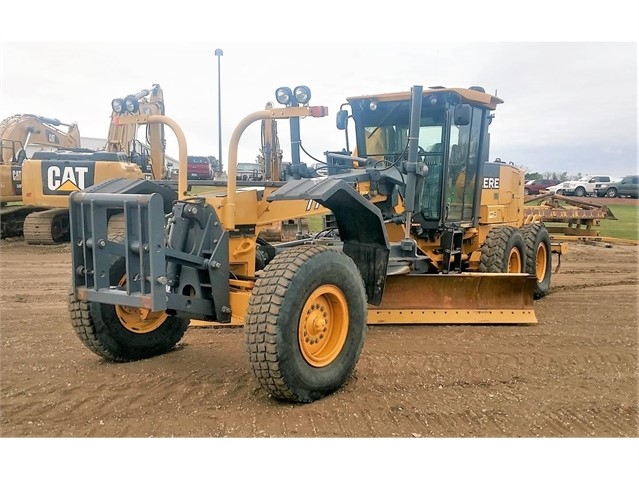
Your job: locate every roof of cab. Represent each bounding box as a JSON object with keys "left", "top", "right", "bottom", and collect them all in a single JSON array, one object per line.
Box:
[{"left": 346, "top": 86, "right": 503, "bottom": 110}]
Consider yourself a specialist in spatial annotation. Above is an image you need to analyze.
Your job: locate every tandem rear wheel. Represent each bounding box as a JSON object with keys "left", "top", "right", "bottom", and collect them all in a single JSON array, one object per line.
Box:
[
  {"left": 479, "top": 224, "right": 552, "bottom": 299},
  {"left": 479, "top": 225, "right": 526, "bottom": 273},
  {"left": 521, "top": 223, "right": 552, "bottom": 298}
]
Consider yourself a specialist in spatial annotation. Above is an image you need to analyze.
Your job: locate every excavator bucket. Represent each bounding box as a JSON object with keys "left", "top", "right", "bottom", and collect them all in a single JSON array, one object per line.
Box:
[{"left": 368, "top": 273, "right": 538, "bottom": 324}]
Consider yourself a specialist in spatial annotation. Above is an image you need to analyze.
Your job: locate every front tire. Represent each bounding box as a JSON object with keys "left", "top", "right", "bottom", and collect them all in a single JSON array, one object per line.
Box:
[
  {"left": 68, "top": 256, "right": 189, "bottom": 362},
  {"left": 245, "top": 245, "right": 367, "bottom": 403},
  {"left": 521, "top": 223, "right": 552, "bottom": 299},
  {"left": 605, "top": 188, "right": 618, "bottom": 198},
  {"left": 479, "top": 226, "right": 526, "bottom": 273},
  {"left": 575, "top": 186, "right": 586, "bottom": 197}
]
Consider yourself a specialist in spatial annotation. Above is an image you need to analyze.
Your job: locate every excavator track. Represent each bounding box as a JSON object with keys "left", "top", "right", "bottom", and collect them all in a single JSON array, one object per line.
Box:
[
  {"left": 23, "top": 208, "right": 70, "bottom": 245},
  {"left": 1, "top": 205, "right": 46, "bottom": 239}
]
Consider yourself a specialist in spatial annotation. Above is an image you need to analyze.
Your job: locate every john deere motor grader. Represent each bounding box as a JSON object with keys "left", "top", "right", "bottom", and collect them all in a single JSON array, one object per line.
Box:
[{"left": 67, "top": 85, "right": 553, "bottom": 403}]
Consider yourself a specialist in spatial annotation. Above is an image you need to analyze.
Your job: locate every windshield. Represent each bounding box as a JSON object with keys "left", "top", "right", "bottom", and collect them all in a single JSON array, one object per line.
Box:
[
  {"left": 237, "top": 162, "right": 262, "bottom": 172},
  {"left": 188, "top": 157, "right": 209, "bottom": 164},
  {"left": 352, "top": 99, "right": 486, "bottom": 228},
  {"left": 363, "top": 123, "right": 443, "bottom": 162}
]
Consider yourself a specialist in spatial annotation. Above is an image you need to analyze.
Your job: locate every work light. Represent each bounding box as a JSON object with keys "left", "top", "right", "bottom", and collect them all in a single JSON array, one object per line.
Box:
[
  {"left": 111, "top": 98, "right": 125, "bottom": 114},
  {"left": 293, "top": 85, "right": 311, "bottom": 104},
  {"left": 275, "top": 87, "right": 293, "bottom": 105},
  {"left": 124, "top": 95, "right": 140, "bottom": 113}
]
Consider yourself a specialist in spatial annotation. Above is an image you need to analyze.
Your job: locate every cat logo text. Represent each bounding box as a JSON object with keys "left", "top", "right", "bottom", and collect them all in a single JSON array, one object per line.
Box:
[{"left": 47, "top": 165, "right": 89, "bottom": 191}]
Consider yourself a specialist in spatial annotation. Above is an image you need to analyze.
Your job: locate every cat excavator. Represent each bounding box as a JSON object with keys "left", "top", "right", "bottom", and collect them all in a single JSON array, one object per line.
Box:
[
  {"left": 67, "top": 84, "right": 554, "bottom": 403},
  {"left": 0, "top": 85, "right": 170, "bottom": 244},
  {"left": 0, "top": 114, "right": 82, "bottom": 239}
]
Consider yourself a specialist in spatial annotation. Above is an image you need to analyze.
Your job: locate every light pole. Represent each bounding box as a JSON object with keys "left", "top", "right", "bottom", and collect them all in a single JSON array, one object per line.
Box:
[{"left": 214, "top": 48, "right": 223, "bottom": 176}]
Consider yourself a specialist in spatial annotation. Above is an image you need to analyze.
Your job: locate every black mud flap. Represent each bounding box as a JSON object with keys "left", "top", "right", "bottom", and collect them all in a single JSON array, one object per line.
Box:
[{"left": 268, "top": 177, "right": 389, "bottom": 305}]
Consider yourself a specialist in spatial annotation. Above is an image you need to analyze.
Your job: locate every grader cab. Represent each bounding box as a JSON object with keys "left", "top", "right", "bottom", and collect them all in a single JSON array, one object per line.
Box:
[{"left": 67, "top": 85, "right": 551, "bottom": 403}]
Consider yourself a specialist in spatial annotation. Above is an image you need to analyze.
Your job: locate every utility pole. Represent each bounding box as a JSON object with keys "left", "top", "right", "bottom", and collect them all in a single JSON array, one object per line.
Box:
[{"left": 214, "top": 48, "right": 223, "bottom": 176}]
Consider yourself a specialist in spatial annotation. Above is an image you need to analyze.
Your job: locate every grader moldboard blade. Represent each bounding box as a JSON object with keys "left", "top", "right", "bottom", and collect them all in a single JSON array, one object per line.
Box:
[
  {"left": 190, "top": 272, "right": 538, "bottom": 327},
  {"left": 367, "top": 272, "right": 538, "bottom": 325}
]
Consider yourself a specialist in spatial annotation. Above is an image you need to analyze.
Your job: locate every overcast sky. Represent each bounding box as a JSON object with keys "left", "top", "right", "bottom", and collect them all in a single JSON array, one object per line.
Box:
[
  {"left": 1, "top": 41, "right": 636, "bottom": 179},
  {"left": 1, "top": 3, "right": 638, "bottom": 180}
]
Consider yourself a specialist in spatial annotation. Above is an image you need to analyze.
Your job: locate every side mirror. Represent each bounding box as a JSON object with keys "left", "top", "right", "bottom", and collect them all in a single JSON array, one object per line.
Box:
[
  {"left": 336, "top": 110, "right": 349, "bottom": 130},
  {"left": 454, "top": 104, "right": 471, "bottom": 126}
]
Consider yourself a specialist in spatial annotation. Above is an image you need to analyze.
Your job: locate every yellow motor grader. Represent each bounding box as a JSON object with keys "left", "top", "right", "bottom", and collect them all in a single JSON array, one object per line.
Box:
[{"left": 67, "top": 85, "right": 553, "bottom": 403}]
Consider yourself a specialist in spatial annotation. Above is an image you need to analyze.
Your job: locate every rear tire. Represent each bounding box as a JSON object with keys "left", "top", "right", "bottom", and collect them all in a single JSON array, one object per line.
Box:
[
  {"left": 521, "top": 223, "right": 552, "bottom": 299},
  {"left": 575, "top": 186, "right": 586, "bottom": 197},
  {"left": 479, "top": 226, "right": 526, "bottom": 273},
  {"left": 245, "top": 245, "right": 367, "bottom": 403},
  {"left": 68, "top": 256, "right": 189, "bottom": 362}
]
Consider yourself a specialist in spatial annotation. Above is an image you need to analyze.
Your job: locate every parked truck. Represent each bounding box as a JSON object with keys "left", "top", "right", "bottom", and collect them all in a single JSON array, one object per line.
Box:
[{"left": 561, "top": 174, "right": 620, "bottom": 197}]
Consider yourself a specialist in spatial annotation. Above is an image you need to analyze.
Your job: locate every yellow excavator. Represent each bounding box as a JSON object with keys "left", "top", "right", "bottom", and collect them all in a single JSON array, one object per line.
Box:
[
  {"left": 67, "top": 84, "right": 555, "bottom": 403},
  {"left": 1, "top": 85, "right": 170, "bottom": 244},
  {"left": 0, "top": 114, "right": 82, "bottom": 239}
]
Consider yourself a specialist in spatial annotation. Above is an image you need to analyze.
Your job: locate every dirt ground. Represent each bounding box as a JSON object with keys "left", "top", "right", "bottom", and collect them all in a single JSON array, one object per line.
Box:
[{"left": 1, "top": 212, "right": 637, "bottom": 441}]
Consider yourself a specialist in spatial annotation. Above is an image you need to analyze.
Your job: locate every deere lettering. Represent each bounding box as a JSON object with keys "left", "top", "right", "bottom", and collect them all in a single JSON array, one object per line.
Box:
[
  {"left": 47, "top": 165, "right": 89, "bottom": 190},
  {"left": 482, "top": 177, "right": 500, "bottom": 189}
]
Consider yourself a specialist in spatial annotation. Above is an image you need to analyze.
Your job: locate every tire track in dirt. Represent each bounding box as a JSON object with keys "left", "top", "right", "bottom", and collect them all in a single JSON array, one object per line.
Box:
[
  {"left": 551, "top": 279, "right": 639, "bottom": 293},
  {"left": 1, "top": 240, "right": 637, "bottom": 438}
]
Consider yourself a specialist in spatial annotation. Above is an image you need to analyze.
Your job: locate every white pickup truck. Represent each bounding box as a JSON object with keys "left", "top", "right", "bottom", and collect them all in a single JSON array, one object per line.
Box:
[{"left": 562, "top": 174, "right": 620, "bottom": 197}]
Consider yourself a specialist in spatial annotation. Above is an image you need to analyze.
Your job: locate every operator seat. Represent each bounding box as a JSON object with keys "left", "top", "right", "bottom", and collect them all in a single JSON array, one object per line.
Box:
[{"left": 420, "top": 143, "right": 443, "bottom": 219}]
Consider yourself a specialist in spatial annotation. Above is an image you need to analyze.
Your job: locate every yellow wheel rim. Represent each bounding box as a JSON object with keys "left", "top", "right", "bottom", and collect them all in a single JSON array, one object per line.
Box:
[
  {"left": 298, "top": 285, "right": 348, "bottom": 367},
  {"left": 507, "top": 247, "right": 523, "bottom": 273},
  {"left": 115, "top": 277, "right": 168, "bottom": 334},
  {"left": 535, "top": 241, "right": 548, "bottom": 280}
]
